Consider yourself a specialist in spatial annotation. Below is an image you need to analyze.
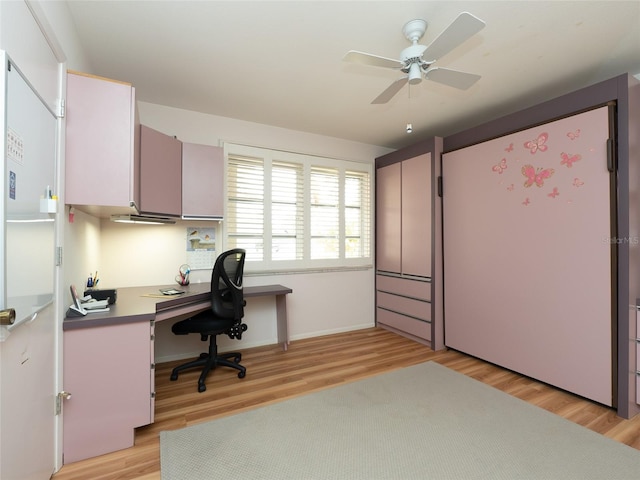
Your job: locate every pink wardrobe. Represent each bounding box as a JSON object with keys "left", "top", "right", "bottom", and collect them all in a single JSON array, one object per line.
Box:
[
  {"left": 375, "top": 138, "right": 445, "bottom": 351},
  {"left": 442, "top": 74, "right": 640, "bottom": 418}
]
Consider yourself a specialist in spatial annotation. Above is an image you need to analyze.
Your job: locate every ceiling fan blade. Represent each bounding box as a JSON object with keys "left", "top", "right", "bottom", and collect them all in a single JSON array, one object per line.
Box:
[
  {"left": 343, "top": 50, "right": 403, "bottom": 69},
  {"left": 372, "top": 77, "right": 409, "bottom": 104},
  {"left": 425, "top": 67, "right": 481, "bottom": 90},
  {"left": 422, "top": 12, "right": 486, "bottom": 62}
]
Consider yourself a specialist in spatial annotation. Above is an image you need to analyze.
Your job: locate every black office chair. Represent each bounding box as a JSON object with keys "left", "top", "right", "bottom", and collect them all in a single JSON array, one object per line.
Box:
[{"left": 169, "top": 248, "right": 248, "bottom": 392}]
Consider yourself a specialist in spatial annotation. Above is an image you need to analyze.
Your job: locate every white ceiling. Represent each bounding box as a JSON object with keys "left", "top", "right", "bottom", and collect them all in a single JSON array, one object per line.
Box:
[{"left": 64, "top": 1, "right": 640, "bottom": 150}]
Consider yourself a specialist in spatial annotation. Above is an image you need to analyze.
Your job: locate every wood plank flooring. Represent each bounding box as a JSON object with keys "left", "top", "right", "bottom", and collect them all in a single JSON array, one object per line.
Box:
[{"left": 52, "top": 327, "right": 640, "bottom": 480}]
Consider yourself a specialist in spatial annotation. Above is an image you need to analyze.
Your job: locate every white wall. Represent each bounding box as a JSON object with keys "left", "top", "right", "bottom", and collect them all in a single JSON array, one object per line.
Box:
[
  {"left": 45, "top": 8, "right": 390, "bottom": 359},
  {"left": 137, "top": 101, "right": 389, "bottom": 164},
  {"left": 96, "top": 103, "right": 389, "bottom": 361},
  {"left": 0, "top": 0, "right": 60, "bottom": 111},
  {"left": 97, "top": 218, "right": 376, "bottom": 361}
]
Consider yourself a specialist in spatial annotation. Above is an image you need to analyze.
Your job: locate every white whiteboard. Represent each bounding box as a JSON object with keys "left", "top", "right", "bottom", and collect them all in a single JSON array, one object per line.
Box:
[{"left": 3, "top": 58, "right": 57, "bottom": 324}]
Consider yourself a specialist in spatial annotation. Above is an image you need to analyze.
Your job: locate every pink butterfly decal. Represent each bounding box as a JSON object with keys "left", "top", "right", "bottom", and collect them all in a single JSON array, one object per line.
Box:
[
  {"left": 505, "top": 143, "right": 514, "bottom": 152},
  {"left": 560, "top": 152, "right": 581, "bottom": 168},
  {"left": 573, "top": 177, "right": 584, "bottom": 187},
  {"left": 522, "top": 164, "right": 555, "bottom": 188},
  {"left": 507, "top": 184, "right": 515, "bottom": 191},
  {"left": 492, "top": 158, "right": 507, "bottom": 174},
  {"left": 524, "top": 133, "right": 548, "bottom": 154},
  {"left": 522, "top": 197, "right": 531, "bottom": 206},
  {"left": 567, "top": 129, "right": 581, "bottom": 140},
  {"left": 548, "top": 187, "right": 560, "bottom": 198}
]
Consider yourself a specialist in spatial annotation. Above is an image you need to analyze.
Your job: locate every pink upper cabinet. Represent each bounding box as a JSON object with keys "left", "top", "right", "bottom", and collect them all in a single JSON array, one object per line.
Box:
[
  {"left": 65, "top": 71, "right": 139, "bottom": 211},
  {"left": 138, "top": 125, "right": 182, "bottom": 217},
  {"left": 181, "top": 143, "right": 224, "bottom": 219}
]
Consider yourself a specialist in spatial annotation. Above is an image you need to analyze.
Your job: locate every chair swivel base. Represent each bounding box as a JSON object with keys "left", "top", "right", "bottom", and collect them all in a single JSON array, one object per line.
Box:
[{"left": 170, "top": 352, "right": 246, "bottom": 392}]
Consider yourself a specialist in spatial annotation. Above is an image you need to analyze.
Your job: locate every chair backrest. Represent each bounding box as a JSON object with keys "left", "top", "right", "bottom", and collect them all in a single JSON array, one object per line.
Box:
[{"left": 210, "top": 248, "right": 246, "bottom": 320}]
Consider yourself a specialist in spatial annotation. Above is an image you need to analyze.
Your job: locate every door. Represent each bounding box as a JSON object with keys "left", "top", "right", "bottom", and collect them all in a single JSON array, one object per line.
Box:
[
  {"left": 442, "top": 106, "right": 614, "bottom": 405},
  {"left": 0, "top": 55, "right": 57, "bottom": 479}
]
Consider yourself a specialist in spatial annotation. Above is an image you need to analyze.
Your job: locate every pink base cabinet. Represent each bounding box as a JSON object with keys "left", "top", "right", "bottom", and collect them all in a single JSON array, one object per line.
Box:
[{"left": 63, "top": 321, "right": 153, "bottom": 464}]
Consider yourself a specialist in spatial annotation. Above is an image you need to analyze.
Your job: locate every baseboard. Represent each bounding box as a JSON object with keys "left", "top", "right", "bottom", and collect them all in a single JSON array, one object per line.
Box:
[
  {"left": 288, "top": 322, "right": 374, "bottom": 342},
  {"left": 156, "top": 323, "right": 375, "bottom": 364}
]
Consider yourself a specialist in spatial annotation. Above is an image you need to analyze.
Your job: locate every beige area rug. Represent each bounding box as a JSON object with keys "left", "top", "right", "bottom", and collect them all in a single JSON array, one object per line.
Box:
[{"left": 160, "top": 361, "right": 640, "bottom": 479}]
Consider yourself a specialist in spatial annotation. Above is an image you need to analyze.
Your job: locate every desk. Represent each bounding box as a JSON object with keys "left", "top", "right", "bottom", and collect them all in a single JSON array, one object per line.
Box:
[
  {"left": 62, "top": 283, "right": 292, "bottom": 464},
  {"left": 64, "top": 283, "right": 293, "bottom": 350}
]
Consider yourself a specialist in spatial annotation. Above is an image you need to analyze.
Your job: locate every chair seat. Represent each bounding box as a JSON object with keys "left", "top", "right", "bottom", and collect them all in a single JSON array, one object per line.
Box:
[{"left": 171, "top": 310, "right": 235, "bottom": 336}]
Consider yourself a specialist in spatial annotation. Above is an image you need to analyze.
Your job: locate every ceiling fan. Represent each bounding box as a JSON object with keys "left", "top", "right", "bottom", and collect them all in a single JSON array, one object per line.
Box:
[{"left": 343, "top": 12, "right": 486, "bottom": 104}]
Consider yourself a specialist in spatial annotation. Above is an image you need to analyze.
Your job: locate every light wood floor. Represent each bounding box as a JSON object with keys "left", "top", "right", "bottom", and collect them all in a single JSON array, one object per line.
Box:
[{"left": 52, "top": 327, "right": 640, "bottom": 480}]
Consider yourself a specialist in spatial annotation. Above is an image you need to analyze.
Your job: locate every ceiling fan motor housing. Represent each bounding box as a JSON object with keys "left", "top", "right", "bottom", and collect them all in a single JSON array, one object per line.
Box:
[{"left": 402, "top": 18, "right": 428, "bottom": 43}]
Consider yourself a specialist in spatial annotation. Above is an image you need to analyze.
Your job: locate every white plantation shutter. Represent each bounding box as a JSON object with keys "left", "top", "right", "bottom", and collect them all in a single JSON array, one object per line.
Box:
[
  {"left": 224, "top": 143, "right": 372, "bottom": 272},
  {"left": 310, "top": 167, "right": 340, "bottom": 259},
  {"left": 227, "top": 155, "right": 264, "bottom": 261},
  {"left": 345, "top": 170, "right": 371, "bottom": 258},
  {"left": 272, "top": 160, "right": 304, "bottom": 260}
]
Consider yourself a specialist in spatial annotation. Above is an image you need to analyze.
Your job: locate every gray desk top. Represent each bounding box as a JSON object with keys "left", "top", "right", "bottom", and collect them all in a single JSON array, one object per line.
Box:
[{"left": 63, "top": 283, "right": 292, "bottom": 331}]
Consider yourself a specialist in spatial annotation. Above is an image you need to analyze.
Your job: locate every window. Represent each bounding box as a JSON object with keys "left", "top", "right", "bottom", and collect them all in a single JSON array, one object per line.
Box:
[
  {"left": 224, "top": 143, "right": 372, "bottom": 272},
  {"left": 310, "top": 167, "right": 339, "bottom": 259}
]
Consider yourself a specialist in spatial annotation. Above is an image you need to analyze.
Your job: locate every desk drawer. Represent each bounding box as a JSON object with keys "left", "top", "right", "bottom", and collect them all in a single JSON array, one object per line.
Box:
[
  {"left": 377, "top": 307, "right": 431, "bottom": 341},
  {"left": 376, "top": 275, "right": 430, "bottom": 301},
  {"left": 376, "top": 291, "right": 430, "bottom": 321}
]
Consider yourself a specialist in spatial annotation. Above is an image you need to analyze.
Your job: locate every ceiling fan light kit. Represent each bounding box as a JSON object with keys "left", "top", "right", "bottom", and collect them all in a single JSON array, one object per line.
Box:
[{"left": 343, "top": 12, "right": 486, "bottom": 104}]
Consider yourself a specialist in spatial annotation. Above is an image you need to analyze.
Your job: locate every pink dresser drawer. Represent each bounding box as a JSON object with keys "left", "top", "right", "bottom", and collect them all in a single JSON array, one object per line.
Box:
[
  {"left": 637, "top": 373, "right": 640, "bottom": 405},
  {"left": 376, "top": 275, "right": 430, "bottom": 301},
  {"left": 377, "top": 307, "right": 431, "bottom": 341},
  {"left": 377, "top": 291, "right": 430, "bottom": 321}
]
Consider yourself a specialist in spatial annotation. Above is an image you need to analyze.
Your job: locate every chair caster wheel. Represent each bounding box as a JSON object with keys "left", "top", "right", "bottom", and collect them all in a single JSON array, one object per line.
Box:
[
  {"left": 170, "top": 373, "right": 178, "bottom": 381},
  {"left": 234, "top": 355, "right": 242, "bottom": 363},
  {"left": 238, "top": 371, "right": 246, "bottom": 379},
  {"left": 198, "top": 384, "right": 206, "bottom": 393}
]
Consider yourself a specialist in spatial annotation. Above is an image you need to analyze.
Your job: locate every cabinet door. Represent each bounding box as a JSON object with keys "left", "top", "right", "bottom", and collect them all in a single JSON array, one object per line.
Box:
[
  {"left": 139, "top": 125, "right": 182, "bottom": 216},
  {"left": 376, "top": 163, "right": 401, "bottom": 273},
  {"left": 182, "top": 143, "right": 224, "bottom": 218},
  {"left": 65, "top": 72, "right": 137, "bottom": 207},
  {"left": 63, "top": 322, "right": 152, "bottom": 463},
  {"left": 401, "top": 154, "right": 432, "bottom": 277}
]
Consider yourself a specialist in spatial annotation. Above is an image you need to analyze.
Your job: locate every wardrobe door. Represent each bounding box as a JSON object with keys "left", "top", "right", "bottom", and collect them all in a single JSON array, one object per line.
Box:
[
  {"left": 376, "top": 162, "right": 401, "bottom": 273},
  {"left": 443, "top": 106, "right": 613, "bottom": 405},
  {"left": 401, "top": 154, "right": 431, "bottom": 277}
]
